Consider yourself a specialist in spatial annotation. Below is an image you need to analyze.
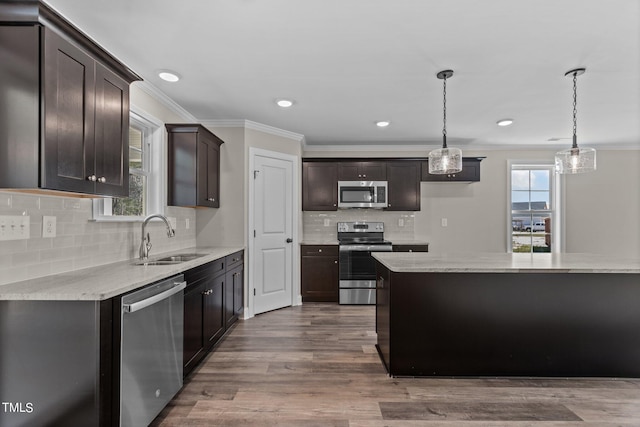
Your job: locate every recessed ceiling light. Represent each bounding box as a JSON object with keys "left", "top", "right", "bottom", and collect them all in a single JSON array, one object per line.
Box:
[
  {"left": 158, "top": 70, "right": 180, "bottom": 82},
  {"left": 496, "top": 119, "right": 514, "bottom": 127},
  {"left": 376, "top": 121, "right": 391, "bottom": 127},
  {"left": 276, "top": 99, "right": 294, "bottom": 108}
]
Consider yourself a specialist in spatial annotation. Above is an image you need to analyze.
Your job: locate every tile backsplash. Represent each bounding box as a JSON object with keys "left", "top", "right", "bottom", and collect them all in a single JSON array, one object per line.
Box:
[
  {"left": 303, "top": 210, "right": 415, "bottom": 242},
  {"left": 0, "top": 191, "right": 196, "bottom": 286}
]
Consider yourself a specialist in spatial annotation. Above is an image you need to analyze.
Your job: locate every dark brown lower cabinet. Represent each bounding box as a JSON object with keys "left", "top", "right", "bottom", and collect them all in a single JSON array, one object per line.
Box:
[
  {"left": 225, "top": 264, "right": 244, "bottom": 327},
  {"left": 183, "top": 251, "right": 244, "bottom": 378},
  {"left": 392, "top": 244, "right": 429, "bottom": 253},
  {"left": 301, "top": 245, "right": 339, "bottom": 302}
]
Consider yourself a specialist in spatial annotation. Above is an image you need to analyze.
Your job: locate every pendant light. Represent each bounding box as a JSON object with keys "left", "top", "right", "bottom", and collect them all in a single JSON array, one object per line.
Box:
[
  {"left": 555, "top": 68, "right": 596, "bottom": 174},
  {"left": 429, "top": 69, "right": 462, "bottom": 174}
]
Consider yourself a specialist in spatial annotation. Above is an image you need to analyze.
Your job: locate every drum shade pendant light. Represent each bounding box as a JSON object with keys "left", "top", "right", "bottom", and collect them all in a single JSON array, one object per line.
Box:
[
  {"left": 429, "top": 70, "right": 462, "bottom": 174},
  {"left": 555, "top": 68, "right": 596, "bottom": 174}
]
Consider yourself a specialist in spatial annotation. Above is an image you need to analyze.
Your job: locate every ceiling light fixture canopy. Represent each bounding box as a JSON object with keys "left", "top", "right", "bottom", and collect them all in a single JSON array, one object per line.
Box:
[
  {"left": 555, "top": 68, "right": 596, "bottom": 174},
  {"left": 429, "top": 70, "right": 462, "bottom": 175},
  {"left": 376, "top": 120, "right": 390, "bottom": 127},
  {"left": 497, "top": 118, "right": 514, "bottom": 127}
]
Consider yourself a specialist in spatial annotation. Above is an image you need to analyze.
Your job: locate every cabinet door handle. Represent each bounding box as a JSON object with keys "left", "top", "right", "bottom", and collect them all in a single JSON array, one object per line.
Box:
[
  {"left": 334, "top": 260, "right": 338, "bottom": 264},
  {"left": 286, "top": 238, "right": 293, "bottom": 243},
  {"left": 202, "top": 289, "right": 213, "bottom": 295},
  {"left": 87, "top": 175, "right": 97, "bottom": 182},
  {"left": 207, "top": 197, "right": 215, "bottom": 202},
  {"left": 318, "top": 249, "right": 322, "bottom": 253},
  {"left": 97, "top": 177, "right": 106, "bottom": 183}
]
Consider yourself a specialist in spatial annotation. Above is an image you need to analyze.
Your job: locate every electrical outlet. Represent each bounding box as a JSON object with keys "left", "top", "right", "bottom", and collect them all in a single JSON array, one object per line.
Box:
[
  {"left": 323, "top": 219, "right": 331, "bottom": 227},
  {"left": 42, "top": 216, "right": 57, "bottom": 238},
  {"left": 398, "top": 218, "right": 404, "bottom": 227},
  {"left": 441, "top": 218, "right": 448, "bottom": 227},
  {"left": 185, "top": 218, "right": 190, "bottom": 230},
  {"left": 0, "top": 215, "right": 30, "bottom": 241}
]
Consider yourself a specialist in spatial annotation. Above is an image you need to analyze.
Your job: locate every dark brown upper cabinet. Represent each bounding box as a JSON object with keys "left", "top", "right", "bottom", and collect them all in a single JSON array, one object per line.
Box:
[
  {"left": 0, "top": 2, "right": 140, "bottom": 196},
  {"left": 337, "top": 161, "right": 387, "bottom": 181},
  {"left": 421, "top": 158, "right": 483, "bottom": 182},
  {"left": 166, "top": 124, "right": 224, "bottom": 208},
  {"left": 386, "top": 161, "right": 421, "bottom": 211},
  {"left": 302, "top": 162, "right": 338, "bottom": 211}
]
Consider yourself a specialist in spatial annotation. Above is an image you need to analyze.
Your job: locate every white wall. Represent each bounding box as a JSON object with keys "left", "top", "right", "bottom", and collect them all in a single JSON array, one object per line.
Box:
[
  {"left": 195, "top": 126, "right": 303, "bottom": 248},
  {"left": 564, "top": 150, "right": 640, "bottom": 255}
]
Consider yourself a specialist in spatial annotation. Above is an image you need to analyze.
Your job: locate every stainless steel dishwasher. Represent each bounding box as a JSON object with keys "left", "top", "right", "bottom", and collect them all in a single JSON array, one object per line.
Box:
[{"left": 120, "top": 274, "right": 186, "bottom": 427}]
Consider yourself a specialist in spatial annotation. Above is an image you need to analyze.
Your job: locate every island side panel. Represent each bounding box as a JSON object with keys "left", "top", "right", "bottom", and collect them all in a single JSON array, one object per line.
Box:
[
  {"left": 385, "top": 271, "right": 640, "bottom": 377},
  {"left": 375, "top": 263, "right": 391, "bottom": 373},
  {"left": 0, "top": 300, "right": 103, "bottom": 427}
]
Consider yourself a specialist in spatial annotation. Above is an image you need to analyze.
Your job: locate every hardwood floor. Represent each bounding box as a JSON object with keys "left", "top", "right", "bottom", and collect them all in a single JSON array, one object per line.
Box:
[{"left": 151, "top": 303, "right": 640, "bottom": 426}]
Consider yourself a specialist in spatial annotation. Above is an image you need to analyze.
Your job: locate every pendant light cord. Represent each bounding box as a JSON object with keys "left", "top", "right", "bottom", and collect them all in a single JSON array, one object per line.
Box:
[
  {"left": 442, "top": 75, "right": 448, "bottom": 148},
  {"left": 572, "top": 72, "right": 578, "bottom": 149}
]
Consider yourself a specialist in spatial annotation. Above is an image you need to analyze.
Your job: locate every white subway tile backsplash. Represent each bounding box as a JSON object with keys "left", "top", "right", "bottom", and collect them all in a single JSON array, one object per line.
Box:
[
  {"left": 0, "top": 191, "right": 197, "bottom": 286},
  {"left": 303, "top": 210, "right": 416, "bottom": 242}
]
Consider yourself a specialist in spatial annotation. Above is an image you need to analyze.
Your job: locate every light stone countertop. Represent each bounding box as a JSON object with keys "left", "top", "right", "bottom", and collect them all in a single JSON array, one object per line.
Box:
[
  {"left": 300, "top": 239, "right": 429, "bottom": 246},
  {"left": 300, "top": 240, "right": 339, "bottom": 245},
  {"left": 373, "top": 252, "right": 640, "bottom": 273},
  {"left": 0, "top": 246, "right": 244, "bottom": 301}
]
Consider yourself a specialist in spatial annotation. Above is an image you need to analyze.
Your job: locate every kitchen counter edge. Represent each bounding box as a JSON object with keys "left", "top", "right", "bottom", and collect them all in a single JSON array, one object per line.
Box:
[
  {"left": 0, "top": 246, "right": 244, "bottom": 301},
  {"left": 373, "top": 252, "right": 640, "bottom": 273}
]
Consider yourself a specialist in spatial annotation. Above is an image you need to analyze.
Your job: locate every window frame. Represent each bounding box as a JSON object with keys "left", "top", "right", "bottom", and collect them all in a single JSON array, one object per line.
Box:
[
  {"left": 507, "top": 160, "right": 563, "bottom": 253},
  {"left": 92, "top": 107, "right": 166, "bottom": 222}
]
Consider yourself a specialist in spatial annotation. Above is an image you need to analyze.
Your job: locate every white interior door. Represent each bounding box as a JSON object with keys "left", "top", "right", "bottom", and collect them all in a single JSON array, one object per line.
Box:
[{"left": 252, "top": 152, "right": 294, "bottom": 315}]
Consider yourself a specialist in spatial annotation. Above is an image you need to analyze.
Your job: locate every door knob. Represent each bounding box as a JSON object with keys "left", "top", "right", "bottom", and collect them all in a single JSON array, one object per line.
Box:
[{"left": 286, "top": 238, "right": 293, "bottom": 243}]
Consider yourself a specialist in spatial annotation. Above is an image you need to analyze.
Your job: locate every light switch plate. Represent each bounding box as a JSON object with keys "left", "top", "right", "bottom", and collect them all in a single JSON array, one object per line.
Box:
[
  {"left": 0, "top": 215, "right": 30, "bottom": 241},
  {"left": 441, "top": 218, "right": 448, "bottom": 227}
]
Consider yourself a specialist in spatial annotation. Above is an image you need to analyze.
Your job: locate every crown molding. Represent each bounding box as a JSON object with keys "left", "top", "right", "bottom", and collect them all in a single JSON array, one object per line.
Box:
[
  {"left": 201, "top": 119, "right": 306, "bottom": 143},
  {"left": 133, "top": 81, "right": 196, "bottom": 122},
  {"left": 302, "top": 142, "right": 640, "bottom": 153}
]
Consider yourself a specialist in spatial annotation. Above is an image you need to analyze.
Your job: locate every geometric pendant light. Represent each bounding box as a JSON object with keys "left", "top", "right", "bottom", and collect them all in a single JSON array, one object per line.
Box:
[
  {"left": 555, "top": 68, "right": 596, "bottom": 174},
  {"left": 429, "top": 69, "right": 463, "bottom": 174}
]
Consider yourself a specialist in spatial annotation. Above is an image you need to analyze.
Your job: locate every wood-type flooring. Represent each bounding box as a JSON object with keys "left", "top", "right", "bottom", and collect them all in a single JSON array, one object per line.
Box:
[{"left": 151, "top": 303, "right": 640, "bottom": 426}]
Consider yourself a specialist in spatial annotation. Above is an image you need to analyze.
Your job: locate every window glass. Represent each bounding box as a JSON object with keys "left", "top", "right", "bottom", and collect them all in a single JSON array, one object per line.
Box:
[
  {"left": 111, "top": 125, "right": 148, "bottom": 217},
  {"left": 510, "top": 164, "right": 557, "bottom": 253}
]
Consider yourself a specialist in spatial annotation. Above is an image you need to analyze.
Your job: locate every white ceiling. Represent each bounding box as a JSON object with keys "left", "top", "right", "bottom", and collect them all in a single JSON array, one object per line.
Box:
[{"left": 44, "top": 0, "right": 639, "bottom": 149}]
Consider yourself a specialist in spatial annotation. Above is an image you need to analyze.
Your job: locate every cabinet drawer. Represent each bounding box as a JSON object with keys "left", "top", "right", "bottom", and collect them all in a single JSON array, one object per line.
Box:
[
  {"left": 392, "top": 244, "right": 429, "bottom": 253},
  {"left": 226, "top": 250, "right": 244, "bottom": 270},
  {"left": 301, "top": 245, "right": 339, "bottom": 256},
  {"left": 184, "top": 258, "right": 225, "bottom": 286}
]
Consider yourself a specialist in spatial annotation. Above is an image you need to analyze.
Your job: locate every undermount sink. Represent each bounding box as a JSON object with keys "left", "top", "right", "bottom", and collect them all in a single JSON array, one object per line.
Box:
[{"left": 135, "top": 253, "right": 205, "bottom": 266}]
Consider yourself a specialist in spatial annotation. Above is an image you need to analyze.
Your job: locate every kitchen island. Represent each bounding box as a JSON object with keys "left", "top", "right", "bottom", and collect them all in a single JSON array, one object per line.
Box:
[{"left": 373, "top": 252, "right": 640, "bottom": 378}]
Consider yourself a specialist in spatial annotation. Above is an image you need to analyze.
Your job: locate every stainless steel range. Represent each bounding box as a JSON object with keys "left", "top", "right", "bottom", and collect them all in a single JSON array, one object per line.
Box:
[{"left": 337, "top": 221, "right": 392, "bottom": 304}]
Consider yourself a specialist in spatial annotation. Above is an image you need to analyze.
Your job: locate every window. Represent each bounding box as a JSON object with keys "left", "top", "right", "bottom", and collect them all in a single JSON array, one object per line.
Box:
[
  {"left": 110, "top": 121, "right": 149, "bottom": 216},
  {"left": 93, "top": 109, "right": 164, "bottom": 221},
  {"left": 509, "top": 162, "right": 560, "bottom": 253}
]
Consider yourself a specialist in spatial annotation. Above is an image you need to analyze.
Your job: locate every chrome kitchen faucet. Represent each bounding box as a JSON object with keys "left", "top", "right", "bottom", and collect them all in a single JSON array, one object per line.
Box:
[{"left": 139, "top": 214, "right": 176, "bottom": 260}]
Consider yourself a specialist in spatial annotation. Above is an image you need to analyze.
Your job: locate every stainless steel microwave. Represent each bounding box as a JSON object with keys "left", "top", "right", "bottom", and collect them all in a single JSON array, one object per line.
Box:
[{"left": 337, "top": 181, "right": 388, "bottom": 209}]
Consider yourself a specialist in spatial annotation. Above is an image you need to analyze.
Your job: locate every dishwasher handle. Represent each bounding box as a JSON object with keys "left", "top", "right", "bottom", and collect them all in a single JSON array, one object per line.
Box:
[{"left": 123, "top": 281, "right": 186, "bottom": 313}]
